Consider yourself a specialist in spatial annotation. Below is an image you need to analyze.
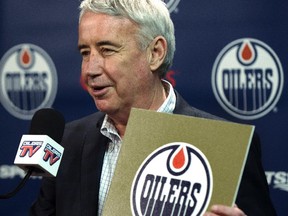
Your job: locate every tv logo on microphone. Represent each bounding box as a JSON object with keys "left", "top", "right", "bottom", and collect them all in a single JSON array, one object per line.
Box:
[
  {"left": 20, "top": 141, "right": 43, "bottom": 157},
  {"left": 212, "top": 38, "right": 284, "bottom": 120},
  {"left": 19, "top": 140, "right": 62, "bottom": 166},
  {"left": 131, "top": 142, "right": 213, "bottom": 216},
  {"left": 15, "top": 135, "right": 64, "bottom": 177},
  {"left": 43, "top": 143, "right": 62, "bottom": 166}
]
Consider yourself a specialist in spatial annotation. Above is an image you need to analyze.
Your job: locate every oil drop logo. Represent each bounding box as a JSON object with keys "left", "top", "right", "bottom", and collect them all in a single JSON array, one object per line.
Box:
[
  {"left": 131, "top": 142, "right": 213, "bottom": 216},
  {"left": 212, "top": 38, "right": 284, "bottom": 120}
]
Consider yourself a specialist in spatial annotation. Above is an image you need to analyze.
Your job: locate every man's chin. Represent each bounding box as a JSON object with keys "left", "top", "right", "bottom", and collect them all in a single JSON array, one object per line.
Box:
[{"left": 94, "top": 101, "right": 114, "bottom": 113}]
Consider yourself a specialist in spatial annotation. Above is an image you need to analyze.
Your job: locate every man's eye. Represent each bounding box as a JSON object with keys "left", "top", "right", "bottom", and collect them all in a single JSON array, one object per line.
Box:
[
  {"left": 101, "top": 48, "right": 115, "bottom": 55},
  {"left": 80, "top": 50, "right": 90, "bottom": 57}
]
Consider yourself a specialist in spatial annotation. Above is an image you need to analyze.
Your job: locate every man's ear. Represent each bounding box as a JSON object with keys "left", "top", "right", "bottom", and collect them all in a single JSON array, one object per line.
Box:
[{"left": 148, "top": 36, "right": 167, "bottom": 72}]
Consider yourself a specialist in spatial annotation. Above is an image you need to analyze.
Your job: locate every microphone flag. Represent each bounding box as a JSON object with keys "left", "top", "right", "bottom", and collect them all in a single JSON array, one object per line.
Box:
[{"left": 14, "top": 134, "right": 64, "bottom": 177}]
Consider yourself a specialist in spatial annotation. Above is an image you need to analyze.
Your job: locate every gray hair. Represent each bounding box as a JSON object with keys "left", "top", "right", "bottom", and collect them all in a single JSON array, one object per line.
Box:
[{"left": 79, "top": 0, "right": 175, "bottom": 77}]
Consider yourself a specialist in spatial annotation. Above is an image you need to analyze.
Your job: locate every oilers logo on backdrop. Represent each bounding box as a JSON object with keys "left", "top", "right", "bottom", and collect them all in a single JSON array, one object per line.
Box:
[
  {"left": 212, "top": 38, "right": 284, "bottom": 120},
  {"left": 0, "top": 44, "right": 57, "bottom": 120},
  {"left": 164, "top": 0, "right": 181, "bottom": 13},
  {"left": 131, "top": 142, "right": 213, "bottom": 216}
]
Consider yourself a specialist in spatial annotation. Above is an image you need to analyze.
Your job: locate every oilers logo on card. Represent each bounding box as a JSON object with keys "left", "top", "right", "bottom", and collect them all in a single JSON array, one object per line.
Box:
[
  {"left": 212, "top": 38, "right": 284, "bottom": 120},
  {"left": 131, "top": 142, "right": 213, "bottom": 216},
  {"left": 0, "top": 44, "right": 57, "bottom": 120}
]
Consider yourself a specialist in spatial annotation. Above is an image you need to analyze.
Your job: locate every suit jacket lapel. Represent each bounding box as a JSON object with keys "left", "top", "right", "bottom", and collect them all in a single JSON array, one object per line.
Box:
[
  {"left": 174, "top": 91, "right": 219, "bottom": 120},
  {"left": 80, "top": 116, "right": 109, "bottom": 215}
]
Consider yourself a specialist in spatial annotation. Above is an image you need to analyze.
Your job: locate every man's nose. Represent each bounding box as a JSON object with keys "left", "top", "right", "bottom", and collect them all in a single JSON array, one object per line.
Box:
[{"left": 85, "top": 53, "right": 103, "bottom": 75}]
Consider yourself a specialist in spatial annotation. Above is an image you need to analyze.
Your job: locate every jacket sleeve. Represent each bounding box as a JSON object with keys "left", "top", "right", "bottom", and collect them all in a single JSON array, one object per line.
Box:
[
  {"left": 29, "top": 177, "right": 56, "bottom": 216},
  {"left": 236, "top": 133, "right": 277, "bottom": 215}
]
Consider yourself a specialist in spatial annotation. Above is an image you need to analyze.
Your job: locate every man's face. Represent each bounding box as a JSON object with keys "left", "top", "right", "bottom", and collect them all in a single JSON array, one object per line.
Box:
[{"left": 78, "top": 12, "right": 156, "bottom": 118}]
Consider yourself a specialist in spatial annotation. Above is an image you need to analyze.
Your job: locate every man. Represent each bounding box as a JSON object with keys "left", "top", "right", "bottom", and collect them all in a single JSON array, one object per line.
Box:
[{"left": 30, "top": 0, "right": 276, "bottom": 215}]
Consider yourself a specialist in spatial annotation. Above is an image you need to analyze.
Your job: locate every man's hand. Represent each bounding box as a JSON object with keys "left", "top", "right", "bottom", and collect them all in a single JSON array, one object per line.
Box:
[{"left": 204, "top": 204, "right": 247, "bottom": 216}]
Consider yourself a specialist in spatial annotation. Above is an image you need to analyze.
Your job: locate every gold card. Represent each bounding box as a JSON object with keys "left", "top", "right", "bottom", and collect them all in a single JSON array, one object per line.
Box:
[{"left": 103, "top": 108, "right": 254, "bottom": 216}]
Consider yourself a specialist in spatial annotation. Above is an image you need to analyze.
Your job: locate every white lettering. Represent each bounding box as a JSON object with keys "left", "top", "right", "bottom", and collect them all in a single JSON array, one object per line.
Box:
[
  {"left": 274, "top": 172, "right": 288, "bottom": 184},
  {"left": 265, "top": 171, "right": 275, "bottom": 184},
  {"left": 0, "top": 165, "right": 41, "bottom": 179}
]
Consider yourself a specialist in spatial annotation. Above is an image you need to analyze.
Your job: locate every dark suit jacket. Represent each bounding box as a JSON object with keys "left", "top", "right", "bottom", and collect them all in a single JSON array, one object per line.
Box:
[{"left": 30, "top": 92, "right": 277, "bottom": 215}]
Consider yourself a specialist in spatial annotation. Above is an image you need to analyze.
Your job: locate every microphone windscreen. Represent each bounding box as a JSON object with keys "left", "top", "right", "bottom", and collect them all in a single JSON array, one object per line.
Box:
[{"left": 29, "top": 108, "right": 65, "bottom": 143}]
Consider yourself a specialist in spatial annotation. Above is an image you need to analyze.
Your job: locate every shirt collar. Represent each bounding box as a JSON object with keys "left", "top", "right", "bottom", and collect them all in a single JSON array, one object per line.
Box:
[
  {"left": 157, "top": 79, "right": 176, "bottom": 114},
  {"left": 101, "top": 79, "right": 176, "bottom": 140}
]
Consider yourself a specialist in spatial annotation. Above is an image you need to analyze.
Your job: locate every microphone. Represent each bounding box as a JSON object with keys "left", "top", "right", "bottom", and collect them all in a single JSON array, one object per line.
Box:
[
  {"left": 0, "top": 108, "right": 65, "bottom": 199},
  {"left": 14, "top": 108, "right": 65, "bottom": 177}
]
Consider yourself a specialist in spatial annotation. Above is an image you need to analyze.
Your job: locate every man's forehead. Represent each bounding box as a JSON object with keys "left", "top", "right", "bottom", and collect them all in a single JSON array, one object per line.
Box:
[
  {"left": 79, "top": 12, "right": 139, "bottom": 40},
  {"left": 80, "top": 11, "right": 135, "bottom": 28}
]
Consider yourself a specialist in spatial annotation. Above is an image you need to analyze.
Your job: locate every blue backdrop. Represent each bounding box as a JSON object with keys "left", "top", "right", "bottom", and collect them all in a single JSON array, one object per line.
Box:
[{"left": 0, "top": 0, "right": 287, "bottom": 215}]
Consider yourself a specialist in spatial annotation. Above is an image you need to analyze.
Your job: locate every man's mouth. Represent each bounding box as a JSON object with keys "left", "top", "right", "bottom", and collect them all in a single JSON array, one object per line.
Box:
[{"left": 89, "top": 85, "right": 110, "bottom": 97}]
